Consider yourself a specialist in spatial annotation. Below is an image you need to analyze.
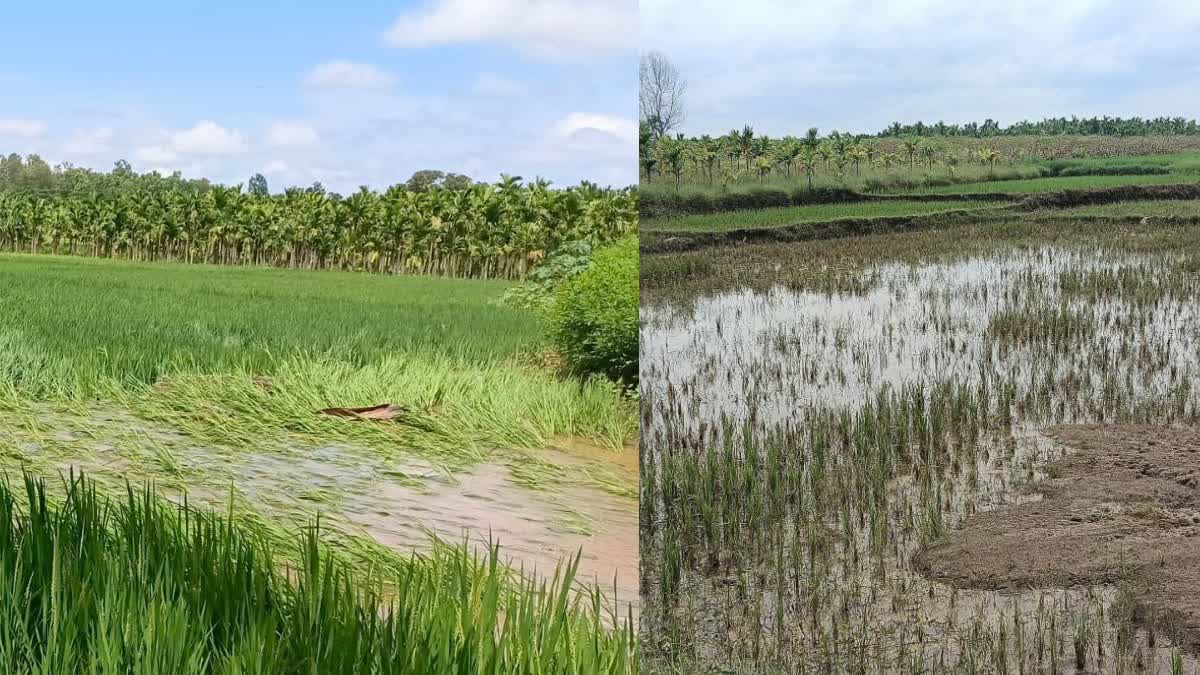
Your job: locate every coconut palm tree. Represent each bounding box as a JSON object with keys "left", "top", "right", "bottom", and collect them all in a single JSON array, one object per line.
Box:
[
  {"left": 692, "top": 138, "right": 720, "bottom": 184},
  {"left": 776, "top": 141, "right": 801, "bottom": 178},
  {"left": 902, "top": 139, "right": 922, "bottom": 171},
  {"left": 657, "top": 138, "right": 687, "bottom": 189},
  {"left": 978, "top": 147, "right": 1001, "bottom": 173},
  {"left": 919, "top": 144, "right": 939, "bottom": 171},
  {"left": 798, "top": 146, "right": 819, "bottom": 192},
  {"left": 0, "top": 170, "right": 635, "bottom": 280},
  {"left": 737, "top": 126, "right": 756, "bottom": 171}
]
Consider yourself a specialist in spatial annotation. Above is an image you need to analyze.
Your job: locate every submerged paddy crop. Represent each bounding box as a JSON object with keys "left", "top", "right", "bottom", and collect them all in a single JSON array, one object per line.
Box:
[{"left": 641, "top": 219, "right": 1200, "bottom": 672}]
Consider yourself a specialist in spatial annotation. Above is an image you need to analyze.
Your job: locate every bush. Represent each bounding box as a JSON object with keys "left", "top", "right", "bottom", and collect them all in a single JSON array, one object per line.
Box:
[
  {"left": 551, "top": 236, "right": 638, "bottom": 385},
  {"left": 499, "top": 240, "right": 593, "bottom": 312}
]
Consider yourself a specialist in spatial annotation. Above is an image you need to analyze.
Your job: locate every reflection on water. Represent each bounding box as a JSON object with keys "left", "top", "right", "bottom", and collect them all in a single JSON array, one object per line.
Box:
[{"left": 643, "top": 247, "right": 1200, "bottom": 435}]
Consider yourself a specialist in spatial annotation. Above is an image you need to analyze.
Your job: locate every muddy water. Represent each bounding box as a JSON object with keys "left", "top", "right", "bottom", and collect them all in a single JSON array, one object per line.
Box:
[
  {"left": 231, "top": 448, "right": 639, "bottom": 612},
  {"left": 0, "top": 405, "right": 639, "bottom": 616}
]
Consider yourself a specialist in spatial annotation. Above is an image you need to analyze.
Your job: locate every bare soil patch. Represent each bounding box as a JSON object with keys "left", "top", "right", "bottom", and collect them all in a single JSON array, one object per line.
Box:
[{"left": 915, "top": 424, "right": 1200, "bottom": 651}]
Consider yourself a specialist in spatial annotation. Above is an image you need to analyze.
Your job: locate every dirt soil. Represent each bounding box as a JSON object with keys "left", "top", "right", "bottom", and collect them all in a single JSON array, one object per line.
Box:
[{"left": 914, "top": 424, "right": 1200, "bottom": 651}]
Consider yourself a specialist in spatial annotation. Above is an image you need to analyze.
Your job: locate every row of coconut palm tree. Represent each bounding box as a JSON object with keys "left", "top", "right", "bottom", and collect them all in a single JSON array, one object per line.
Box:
[
  {"left": 642, "top": 124, "right": 1006, "bottom": 188},
  {"left": 0, "top": 177, "right": 636, "bottom": 280},
  {"left": 877, "top": 115, "right": 1200, "bottom": 137}
]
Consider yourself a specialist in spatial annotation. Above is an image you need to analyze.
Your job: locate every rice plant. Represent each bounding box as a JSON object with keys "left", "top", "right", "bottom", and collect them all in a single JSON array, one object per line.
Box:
[
  {"left": 0, "top": 470, "right": 637, "bottom": 673},
  {"left": 641, "top": 215, "right": 1200, "bottom": 672}
]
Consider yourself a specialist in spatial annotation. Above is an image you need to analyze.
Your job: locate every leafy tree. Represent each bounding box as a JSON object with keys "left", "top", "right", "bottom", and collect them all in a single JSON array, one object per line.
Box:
[
  {"left": 0, "top": 154, "right": 22, "bottom": 185},
  {"left": 248, "top": 173, "right": 269, "bottom": 196},
  {"left": 0, "top": 165, "right": 635, "bottom": 281}
]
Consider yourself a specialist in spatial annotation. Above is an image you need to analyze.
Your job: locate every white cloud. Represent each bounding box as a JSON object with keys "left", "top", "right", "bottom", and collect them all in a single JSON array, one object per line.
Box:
[
  {"left": 304, "top": 61, "right": 395, "bottom": 90},
  {"left": 551, "top": 112, "right": 638, "bottom": 143},
  {"left": 641, "top": 0, "right": 1200, "bottom": 135},
  {"left": 262, "top": 160, "right": 290, "bottom": 175},
  {"left": 62, "top": 127, "right": 114, "bottom": 155},
  {"left": 520, "top": 112, "right": 637, "bottom": 174},
  {"left": 471, "top": 72, "right": 527, "bottom": 97},
  {"left": 0, "top": 118, "right": 48, "bottom": 138},
  {"left": 134, "top": 145, "right": 179, "bottom": 165},
  {"left": 132, "top": 120, "right": 244, "bottom": 169},
  {"left": 171, "top": 121, "right": 245, "bottom": 156},
  {"left": 384, "top": 0, "right": 636, "bottom": 59},
  {"left": 266, "top": 122, "right": 319, "bottom": 148}
]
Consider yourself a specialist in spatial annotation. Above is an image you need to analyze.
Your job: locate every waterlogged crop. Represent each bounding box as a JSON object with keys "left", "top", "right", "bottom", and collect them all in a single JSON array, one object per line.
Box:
[{"left": 641, "top": 214, "right": 1200, "bottom": 672}]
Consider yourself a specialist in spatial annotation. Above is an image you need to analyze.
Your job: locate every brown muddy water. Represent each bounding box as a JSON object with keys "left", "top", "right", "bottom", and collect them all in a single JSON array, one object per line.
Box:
[
  {"left": 0, "top": 405, "right": 639, "bottom": 617},
  {"left": 642, "top": 238, "right": 1200, "bottom": 671}
]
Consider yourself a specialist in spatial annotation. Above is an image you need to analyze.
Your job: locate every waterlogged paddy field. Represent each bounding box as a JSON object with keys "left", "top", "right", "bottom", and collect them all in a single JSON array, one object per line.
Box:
[
  {"left": 641, "top": 221, "right": 1200, "bottom": 672},
  {"left": 0, "top": 255, "right": 640, "bottom": 625}
]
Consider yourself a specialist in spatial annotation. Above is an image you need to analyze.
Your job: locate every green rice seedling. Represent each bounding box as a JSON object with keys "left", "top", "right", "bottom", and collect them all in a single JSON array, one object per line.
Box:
[{"left": 0, "top": 470, "right": 636, "bottom": 673}]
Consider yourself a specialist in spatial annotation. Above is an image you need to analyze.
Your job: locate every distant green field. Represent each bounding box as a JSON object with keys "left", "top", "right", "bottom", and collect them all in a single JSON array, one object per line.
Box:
[
  {"left": 1036, "top": 151, "right": 1200, "bottom": 173},
  {"left": 1052, "top": 199, "right": 1200, "bottom": 217},
  {"left": 642, "top": 199, "right": 1001, "bottom": 233},
  {"left": 894, "top": 172, "right": 1192, "bottom": 195},
  {"left": 0, "top": 253, "right": 540, "bottom": 389}
]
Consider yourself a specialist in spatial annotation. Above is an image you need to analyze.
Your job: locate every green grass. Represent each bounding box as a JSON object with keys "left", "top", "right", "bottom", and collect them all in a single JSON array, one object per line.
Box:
[
  {"left": 641, "top": 200, "right": 1001, "bottom": 233},
  {"left": 1050, "top": 199, "right": 1200, "bottom": 217},
  {"left": 893, "top": 172, "right": 1192, "bottom": 195},
  {"left": 0, "top": 471, "right": 635, "bottom": 673}
]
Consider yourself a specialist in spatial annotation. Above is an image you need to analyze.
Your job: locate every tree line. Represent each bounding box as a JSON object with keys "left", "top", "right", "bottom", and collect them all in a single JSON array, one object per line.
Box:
[
  {"left": 641, "top": 125, "right": 1004, "bottom": 187},
  {"left": 876, "top": 116, "right": 1200, "bottom": 138},
  {"left": 0, "top": 157, "right": 636, "bottom": 280}
]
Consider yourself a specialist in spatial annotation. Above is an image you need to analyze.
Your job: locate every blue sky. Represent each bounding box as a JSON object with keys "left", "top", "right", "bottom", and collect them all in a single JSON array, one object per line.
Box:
[
  {"left": 641, "top": 0, "right": 1200, "bottom": 138},
  {"left": 0, "top": 1, "right": 637, "bottom": 192}
]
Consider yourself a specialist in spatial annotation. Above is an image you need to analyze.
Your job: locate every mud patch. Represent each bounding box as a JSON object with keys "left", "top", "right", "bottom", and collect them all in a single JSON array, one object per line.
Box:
[{"left": 915, "top": 424, "right": 1200, "bottom": 651}]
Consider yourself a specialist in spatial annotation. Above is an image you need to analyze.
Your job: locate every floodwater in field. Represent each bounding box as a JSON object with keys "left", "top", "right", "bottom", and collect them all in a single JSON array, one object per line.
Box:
[
  {"left": 0, "top": 404, "right": 640, "bottom": 617},
  {"left": 642, "top": 247, "right": 1200, "bottom": 436},
  {"left": 641, "top": 238, "right": 1200, "bottom": 671}
]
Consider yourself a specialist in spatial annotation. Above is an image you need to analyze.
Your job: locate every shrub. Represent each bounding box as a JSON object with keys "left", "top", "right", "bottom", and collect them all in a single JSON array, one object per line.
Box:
[
  {"left": 500, "top": 240, "right": 593, "bottom": 312},
  {"left": 551, "top": 237, "right": 638, "bottom": 385}
]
